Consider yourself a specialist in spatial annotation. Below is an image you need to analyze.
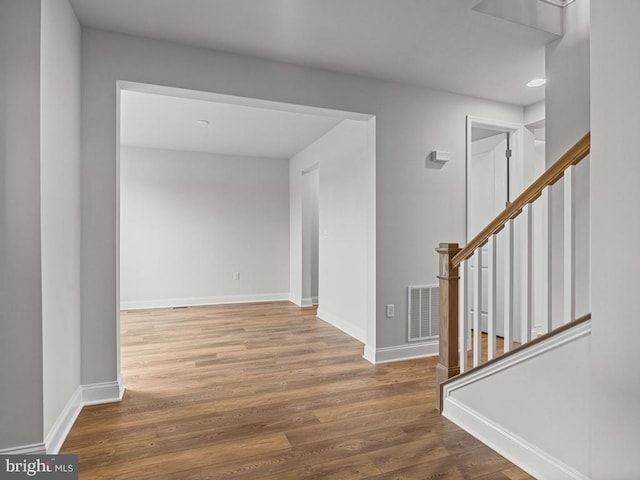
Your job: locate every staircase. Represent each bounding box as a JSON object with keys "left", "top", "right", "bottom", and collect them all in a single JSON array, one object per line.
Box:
[{"left": 435, "top": 133, "right": 591, "bottom": 479}]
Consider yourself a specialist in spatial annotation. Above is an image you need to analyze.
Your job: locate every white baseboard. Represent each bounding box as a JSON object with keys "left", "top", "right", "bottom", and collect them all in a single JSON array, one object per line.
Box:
[
  {"left": 0, "top": 443, "right": 47, "bottom": 455},
  {"left": 443, "top": 398, "right": 589, "bottom": 480},
  {"left": 299, "top": 296, "right": 318, "bottom": 307},
  {"left": 44, "top": 387, "right": 83, "bottom": 454},
  {"left": 81, "top": 373, "right": 125, "bottom": 406},
  {"left": 362, "top": 339, "right": 439, "bottom": 364},
  {"left": 121, "top": 293, "right": 290, "bottom": 310},
  {"left": 1, "top": 374, "right": 125, "bottom": 456},
  {"left": 289, "top": 294, "right": 318, "bottom": 307},
  {"left": 316, "top": 309, "right": 366, "bottom": 343}
]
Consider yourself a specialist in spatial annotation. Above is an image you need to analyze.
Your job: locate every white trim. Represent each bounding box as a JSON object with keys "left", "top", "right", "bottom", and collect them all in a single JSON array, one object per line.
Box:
[
  {"left": 81, "top": 373, "right": 125, "bottom": 406},
  {"left": 466, "top": 115, "right": 524, "bottom": 243},
  {"left": 300, "top": 296, "right": 318, "bottom": 307},
  {"left": 120, "top": 293, "right": 290, "bottom": 310},
  {"left": 540, "top": 0, "right": 577, "bottom": 7},
  {"left": 44, "top": 388, "right": 83, "bottom": 454},
  {"left": 2, "top": 375, "right": 126, "bottom": 456},
  {"left": 443, "top": 398, "right": 589, "bottom": 480},
  {"left": 362, "top": 344, "right": 377, "bottom": 363},
  {"left": 316, "top": 309, "right": 366, "bottom": 344},
  {"left": 444, "top": 320, "right": 591, "bottom": 393},
  {"left": 0, "top": 443, "right": 47, "bottom": 455},
  {"left": 362, "top": 339, "right": 438, "bottom": 364},
  {"left": 289, "top": 293, "right": 302, "bottom": 306}
]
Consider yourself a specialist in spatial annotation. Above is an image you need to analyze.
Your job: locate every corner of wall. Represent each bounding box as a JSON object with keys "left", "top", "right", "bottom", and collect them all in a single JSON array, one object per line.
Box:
[
  {"left": 44, "top": 388, "right": 83, "bottom": 454},
  {"left": 81, "top": 374, "right": 125, "bottom": 406},
  {"left": 361, "top": 340, "right": 438, "bottom": 364}
]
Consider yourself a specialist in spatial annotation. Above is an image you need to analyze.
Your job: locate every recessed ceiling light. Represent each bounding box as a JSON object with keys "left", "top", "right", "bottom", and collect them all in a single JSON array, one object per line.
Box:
[
  {"left": 526, "top": 78, "right": 546, "bottom": 88},
  {"left": 196, "top": 119, "right": 210, "bottom": 125}
]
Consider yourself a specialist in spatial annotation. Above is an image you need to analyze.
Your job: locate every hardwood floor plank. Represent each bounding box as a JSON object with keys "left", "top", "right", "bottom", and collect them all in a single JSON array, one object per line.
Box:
[
  {"left": 312, "top": 389, "right": 432, "bottom": 423},
  {"left": 61, "top": 302, "right": 532, "bottom": 479}
]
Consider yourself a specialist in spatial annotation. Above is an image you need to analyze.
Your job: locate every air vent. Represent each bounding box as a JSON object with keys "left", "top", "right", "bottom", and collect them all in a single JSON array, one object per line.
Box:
[{"left": 407, "top": 285, "right": 439, "bottom": 342}]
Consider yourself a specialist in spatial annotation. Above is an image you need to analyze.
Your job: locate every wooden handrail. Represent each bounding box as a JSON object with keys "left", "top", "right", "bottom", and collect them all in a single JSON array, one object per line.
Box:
[{"left": 451, "top": 131, "right": 590, "bottom": 268}]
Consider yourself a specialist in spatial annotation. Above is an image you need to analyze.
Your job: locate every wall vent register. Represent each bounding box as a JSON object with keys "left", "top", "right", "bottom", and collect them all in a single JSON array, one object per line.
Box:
[{"left": 407, "top": 284, "right": 440, "bottom": 341}]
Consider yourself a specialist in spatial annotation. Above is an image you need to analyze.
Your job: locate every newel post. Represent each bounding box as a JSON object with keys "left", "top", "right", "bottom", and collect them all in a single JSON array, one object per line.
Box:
[{"left": 436, "top": 242, "right": 461, "bottom": 412}]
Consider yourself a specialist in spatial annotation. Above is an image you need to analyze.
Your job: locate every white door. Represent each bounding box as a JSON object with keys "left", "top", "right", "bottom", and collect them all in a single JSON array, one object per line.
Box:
[{"left": 468, "top": 131, "right": 509, "bottom": 336}]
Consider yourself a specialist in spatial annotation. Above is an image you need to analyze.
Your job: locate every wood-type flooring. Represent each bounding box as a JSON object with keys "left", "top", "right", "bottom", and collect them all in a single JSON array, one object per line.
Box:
[{"left": 61, "top": 302, "right": 533, "bottom": 479}]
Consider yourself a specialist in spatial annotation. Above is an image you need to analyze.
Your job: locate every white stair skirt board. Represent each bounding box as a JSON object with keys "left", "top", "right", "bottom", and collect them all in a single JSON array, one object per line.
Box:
[
  {"left": 316, "top": 309, "right": 366, "bottom": 344},
  {"left": 81, "top": 373, "right": 125, "bottom": 406},
  {"left": 442, "top": 321, "right": 591, "bottom": 480},
  {"left": 45, "top": 387, "right": 83, "bottom": 454},
  {"left": 121, "top": 293, "right": 290, "bottom": 310},
  {"left": 443, "top": 399, "right": 589, "bottom": 480},
  {"left": 363, "top": 339, "right": 438, "bottom": 364}
]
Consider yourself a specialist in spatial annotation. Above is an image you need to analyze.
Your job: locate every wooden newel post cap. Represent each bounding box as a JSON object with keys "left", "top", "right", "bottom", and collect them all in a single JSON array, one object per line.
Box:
[{"left": 436, "top": 243, "right": 461, "bottom": 279}]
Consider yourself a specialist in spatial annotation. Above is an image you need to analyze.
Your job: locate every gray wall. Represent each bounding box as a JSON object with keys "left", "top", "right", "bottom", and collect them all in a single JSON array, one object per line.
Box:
[
  {"left": 591, "top": 1, "right": 640, "bottom": 477},
  {"left": 40, "top": 0, "right": 82, "bottom": 440},
  {"left": 80, "top": 27, "right": 522, "bottom": 384},
  {"left": 0, "top": 0, "right": 44, "bottom": 450},
  {"left": 120, "top": 147, "right": 289, "bottom": 308}
]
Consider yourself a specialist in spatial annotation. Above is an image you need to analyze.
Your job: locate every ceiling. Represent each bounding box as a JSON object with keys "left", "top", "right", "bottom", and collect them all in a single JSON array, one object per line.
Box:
[
  {"left": 120, "top": 90, "right": 347, "bottom": 158},
  {"left": 69, "top": 0, "right": 554, "bottom": 106}
]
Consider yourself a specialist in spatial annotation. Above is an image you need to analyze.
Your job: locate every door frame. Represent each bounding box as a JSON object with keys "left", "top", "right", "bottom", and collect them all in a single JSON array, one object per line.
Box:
[
  {"left": 465, "top": 116, "right": 525, "bottom": 342},
  {"left": 465, "top": 116, "right": 524, "bottom": 243}
]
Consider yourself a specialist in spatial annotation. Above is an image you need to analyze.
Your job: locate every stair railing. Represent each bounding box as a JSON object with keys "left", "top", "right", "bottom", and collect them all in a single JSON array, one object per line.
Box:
[{"left": 435, "top": 132, "right": 590, "bottom": 410}]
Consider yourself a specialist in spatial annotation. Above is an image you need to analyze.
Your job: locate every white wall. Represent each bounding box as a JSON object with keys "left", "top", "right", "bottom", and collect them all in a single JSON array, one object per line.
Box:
[
  {"left": 524, "top": 100, "right": 545, "bottom": 126},
  {"left": 545, "top": 0, "right": 591, "bottom": 326},
  {"left": 290, "top": 120, "right": 372, "bottom": 342},
  {"left": 80, "top": 27, "right": 523, "bottom": 383},
  {"left": 591, "top": 1, "right": 640, "bottom": 477},
  {"left": 40, "top": 0, "right": 82, "bottom": 444},
  {"left": 300, "top": 167, "right": 319, "bottom": 305},
  {"left": 0, "top": 0, "right": 44, "bottom": 450},
  {"left": 120, "top": 147, "right": 289, "bottom": 308}
]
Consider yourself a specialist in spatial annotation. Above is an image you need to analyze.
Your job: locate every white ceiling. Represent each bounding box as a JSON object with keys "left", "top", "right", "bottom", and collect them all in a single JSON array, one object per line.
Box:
[
  {"left": 120, "top": 90, "right": 347, "bottom": 158},
  {"left": 70, "top": 0, "right": 553, "bottom": 106}
]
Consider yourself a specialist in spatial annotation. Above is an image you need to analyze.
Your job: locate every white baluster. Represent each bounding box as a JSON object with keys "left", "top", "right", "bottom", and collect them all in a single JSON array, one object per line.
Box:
[
  {"left": 459, "top": 260, "right": 468, "bottom": 373},
  {"left": 487, "top": 234, "right": 497, "bottom": 360},
  {"left": 473, "top": 248, "right": 482, "bottom": 367},
  {"left": 522, "top": 204, "right": 533, "bottom": 343},
  {"left": 564, "top": 166, "right": 576, "bottom": 324},
  {"left": 541, "top": 187, "right": 553, "bottom": 333},
  {"left": 504, "top": 220, "right": 513, "bottom": 353}
]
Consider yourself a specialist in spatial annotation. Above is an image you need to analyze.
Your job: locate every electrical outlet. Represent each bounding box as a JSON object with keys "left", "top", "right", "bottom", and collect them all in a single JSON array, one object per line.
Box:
[
  {"left": 386, "top": 304, "right": 395, "bottom": 318},
  {"left": 233, "top": 272, "right": 240, "bottom": 280}
]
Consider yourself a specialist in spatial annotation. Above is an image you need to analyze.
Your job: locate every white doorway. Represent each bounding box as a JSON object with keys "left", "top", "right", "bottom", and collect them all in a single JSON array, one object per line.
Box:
[
  {"left": 116, "top": 81, "right": 377, "bottom": 365},
  {"left": 466, "top": 116, "right": 524, "bottom": 339},
  {"left": 301, "top": 165, "right": 319, "bottom": 306}
]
